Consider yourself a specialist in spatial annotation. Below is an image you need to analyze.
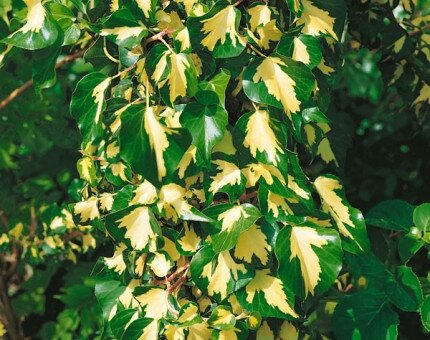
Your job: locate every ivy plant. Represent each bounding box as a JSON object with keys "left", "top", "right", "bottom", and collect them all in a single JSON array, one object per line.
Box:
[{"left": 0, "top": 0, "right": 429, "bottom": 339}]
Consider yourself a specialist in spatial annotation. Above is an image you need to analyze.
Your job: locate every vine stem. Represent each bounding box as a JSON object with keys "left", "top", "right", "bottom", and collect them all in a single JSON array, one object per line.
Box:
[
  {"left": 408, "top": 24, "right": 430, "bottom": 36},
  {"left": 0, "top": 49, "right": 86, "bottom": 111}
]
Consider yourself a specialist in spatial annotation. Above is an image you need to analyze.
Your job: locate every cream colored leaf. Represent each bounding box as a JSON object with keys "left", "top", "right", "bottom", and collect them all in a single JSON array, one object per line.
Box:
[
  {"left": 149, "top": 252, "right": 173, "bottom": 277},
  {"left": 242, "top": 162, "right": 286, "bottom": 187},
  {"left": 292, "top": 37, "right": 311, "bottom": 64},
  {"left": 136, "top": 288, "right": 169, "bottom": 319},
  {"left": 256, "top": 321, "right": 275, "bottom": 340},
  {"left": 245, "top": 269, "right": 298, "bottom": 317},
  {"left": 130, "top": 180, "right": 158, "bottom": 205},
  {"left": 212, "top": 130, "right": 236, "bottom": 155},
  {"left": 253, "top": 57, "right": 301, "bottom": 116},
  {"left": 178, "top": 223, "right": 201, "bottom": 253},
  {"left": 157, "top": 183, "right": 193, "bottom": 222},
  {"left": 20, "top": 0, "right": 45, "bottom": 33},
  {"left": 136, "top": 0, "right": 152, "bottom": 17},
  {"left": 289, "top": 226, "right": 327, "bottom": 296},
  {"left": 267, "top": 191, "right": 293, "bottom": 217},
  {"left": 92, "top": 77, "right": 111, "bottom": 124},
  {"left": 138, "top": 320, "right": 159, "bottom": 339},
  {"left": 177, "top": 145, "right": 197, "bottom": 179},
  {"left": 201, "top": 6, "right": 246, "bottom": 51},
  {"left": 74, "top": 197, "right": 99, "bottom": 222},
  {"left": 100, "top": 26, "right": 145, "bottom": 41},
  {"left": 234, "top": 224, "right": 271, "bottom": 264},
  {"left": 317, "top": 137, "right": 339, "bottom": 166},
  {"left": 201, "top": 251, "right": 246, "bottom": 300},
  {"left": 278, "top": 321, "right": 299, "bottom": 340},
  {"left": 99, "top": 193, "right": 114, "bottom": 211},
  {"left": 314, "top": 176, "right": 355, "bottom": 240},
  {"left": 296, "top": 0, "right": 337, "bottom": 40},
  {"left": 209, "top": 160, "right": 242, "bottom": 194},
  {"left": 144, "top": 106, "right": 178, "bottom": 181},
  {"left": 104, "top": 243, "right": 127, "bottom": 274},
  {"left": 218, "top": 205, "right": 250, "bottom": 233},
  {"left": 243, "top": 108, "right": 284, "bottom": 165},
  {"left": 111, "top": 162, "right": 129, "bottom": 182},
  {"left": 116, "top": 206, "right": 157, "bottom": 250}
]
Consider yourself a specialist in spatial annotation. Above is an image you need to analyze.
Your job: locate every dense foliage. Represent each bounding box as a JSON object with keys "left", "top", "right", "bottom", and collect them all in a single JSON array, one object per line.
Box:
[{"left": 0, "top": 0, "right": 429, "bottom": 339}]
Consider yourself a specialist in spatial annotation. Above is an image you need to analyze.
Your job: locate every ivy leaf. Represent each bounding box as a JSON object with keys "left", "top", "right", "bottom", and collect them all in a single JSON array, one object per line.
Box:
[
  {"left": 413, "top": 203, "right": 430, "bottom": 232},
  {"left": 366, "top": 199, "right": 415, "bottom": 232},
  {"left": 190, "top": 245, "right": 253, "bottom": 301},
  {"left": 198, "top": 69, "right": 231, "bottom": 107},
  {"left": 146, "top": 44, "right": 198, "bottom": 107},
  {"left": 119, "top": 104, "right": 191, "bottom": 184},
  {"left": 105, "top": 206, "right": 162, "bottom": 251},
  {"left": 243, "top": 55, "right": 314, "bottom": 125},
  {"left": 246, "top": 3, "right": 282, "bottom": 50},
  {"left": 236, "top": 269, "right": 298, "bottom": 319},
  {"left": 70, "top": 73, "right": 111, "bottom": 144},
  {"left": 333, "top": 291, "right": 399, "bottom": 340},
  {"left": 421, "top": 296, "right": 430, "bottom": 332},
  {"left": 314, "top": 175, "right": 370, "bottom": 253},
  {"left": 207, "top": 305, "right": 236, "bottom": 330},
  {"left": 235, "top": 108, "right": 286, "bottom": 166},
  {"left": 180, "top": 101, "right": 228, "bottom": 164},
  {"left": 275, "top": 225, "right": 342, "bottom": 298},
  {"left": 203, "top": 203, "right": 262, "bottom": 253},
  {"left": 295, "top": 0, "right": 346, "bottom": 41},
  {"left": 233, "top": 221, "right": 276, "bottom": 267},
  {"left": 122, "top": 318, "right": 157, "bottom": 340},
  {"left": 100, "top": 9, "right": 147, "bottom": 49},
  {"left": 94, "top": 280, "right": 126, "bottom": 320},
  {"left": 110, "top": 309, "right": 139, "bottom": 339},
  {"left": 1, "top": 0, "right": 60, "bottom": 50},
  {"left": 134, "top": 286, "right": 171, "bottom": 320},
  {"left": 385, "top": 265, "right": 423, "bottom": 312},
  {"left": 276, "top": 34, "right": 322, "bottom": 69},
  {"left": 187, "top": 1, "right": 246, "bottom": 58}
]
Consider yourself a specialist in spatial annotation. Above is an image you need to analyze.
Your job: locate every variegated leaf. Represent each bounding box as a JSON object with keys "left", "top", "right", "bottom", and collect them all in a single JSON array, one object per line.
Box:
[
  {"left": 105, "top": 206, "right": 162, "bottom": 251},
  {"left": 119, "top": 104, "right": 191, "bottom": 184},
  {"left": 275, "top": 225, "right": 342, "bottom": 298},
  {"left": 203, "top": 203, "right": 262, "bottom": 253},
  {"left": 70, "top": 73, "right": 111, "bottom": 144},
  {"left": 190, "top": 245, "right": 253, "bottom": 301},
  {"left": 146, "top": 44, "right": 198, "bottom": 106},
  {"left": 1, "top": 0, "right": 59, "bottom": 50},
  {"left": 187, "top": 1, "right": 247, "bottom": 58},
  {"left": 242, "top": 55, "right": 315, "bottom": 124},
  {"left": 314, "top": 175, "right": 370, "bottom": 253},
  {"left": 237, "top": 269, "right": 298, "bottom": 319},
  {"left": 295, "top": 0, "right": 346, "bottom": 41}
]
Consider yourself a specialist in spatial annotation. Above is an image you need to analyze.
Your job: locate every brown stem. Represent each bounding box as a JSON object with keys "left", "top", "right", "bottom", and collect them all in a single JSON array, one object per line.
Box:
[
  {"left": 144, "top": 29, "right": 174, "bottom": 46},
  {"left": 408, "top": 24, "right": 430, "bottom": 36},
  {"left": 0, "top": 273, "right": 24, "bottom": 339},
  {"left": 0, "top": 49, "right": 85, "bottom": 111}
]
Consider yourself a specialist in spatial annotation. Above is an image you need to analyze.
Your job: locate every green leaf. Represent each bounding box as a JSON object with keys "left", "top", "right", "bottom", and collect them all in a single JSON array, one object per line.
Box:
[
  {"left": 110, "top": 309, "right": 138, "bottom": 339},
  {"left": 398, "top": 233, "right": 424, "bottom": 263},
  {"left": 333, "top": 291, "right": 399, "bottom": 340},
  {"left": 275, "top": 225, "right": 343, "bottom": 298},
  {"left": 203, "top": 203, "right": 262, "bottom": 253},
  {"left": 122, "top": 318, "right": 156, "bottom": 340},
  {"left": 314, "top": 175, "right": 370, "bottom": 253},
  {"left": 421, "top": 296, "right": 430, "bottom": 332},
  {"left": 413, "top": 203, "right": 430, "bottom": 232},
  {"left": 119, "top": 104, "right": 191, "bottom": 184},
  {"left": 366, "top": 199, "right": 415, "bottom": 231},
  {"left": 31, "top": 27, "right": 63, "bottom": 95},
  {"left": 180, "top": 102, "right": 228, "bottom": 164},
  {"left": 385, "top": 265, "right": 423, "bottom": 312},
  {"left": 94, "top": 280, "right": 126, "bottom": 320},
  {"left": 242, "top": 55, "right": 315, "bottom": 125},
  {"left": 1, "top": 0, "right": 60, "bottom": 50},
  {"left": 198, "top": 69, "right": 231, "bottom": 107},
  {"left": 187, "top": 1, "right": 246, "bottom": 58},
  {"left": 70, "top": 73, "right": 111, "bottom": 144}
]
